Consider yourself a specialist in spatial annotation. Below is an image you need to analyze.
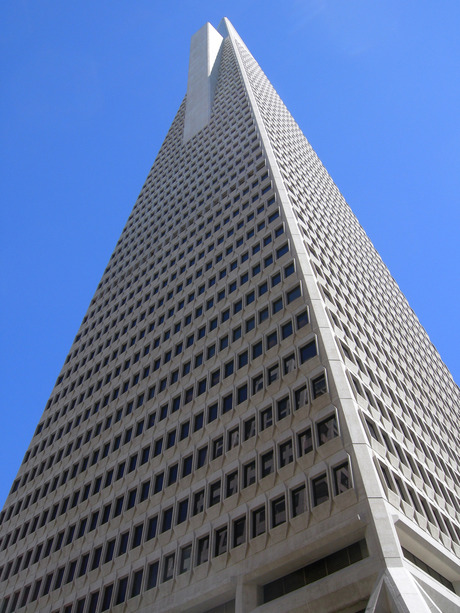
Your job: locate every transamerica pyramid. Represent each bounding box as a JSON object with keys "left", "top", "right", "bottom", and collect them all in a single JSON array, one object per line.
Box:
[{"left": 1, "top": 18, "right": 459, "bottom": 613}]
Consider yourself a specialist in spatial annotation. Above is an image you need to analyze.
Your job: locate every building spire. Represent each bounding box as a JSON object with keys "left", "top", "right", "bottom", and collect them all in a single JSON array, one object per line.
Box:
[{"left": 183, "top": 22, "right": 223, "bottom": 143}]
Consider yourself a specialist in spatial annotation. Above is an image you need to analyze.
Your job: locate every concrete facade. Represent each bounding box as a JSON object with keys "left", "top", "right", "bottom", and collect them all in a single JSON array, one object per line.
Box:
[{"left": 0, "top": 18, "right": 459, "bottom": 613}]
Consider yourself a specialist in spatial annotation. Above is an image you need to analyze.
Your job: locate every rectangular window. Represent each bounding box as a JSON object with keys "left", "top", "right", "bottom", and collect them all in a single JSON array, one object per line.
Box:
[
  {"left": 118, "top": 532, "right": 129, "bottom": 556},
  {"left": 161, "top": 508, "right": 173, "bottom": 532},
  {"left": 146, "top": 561, "right": 159, "bottom": 590},
  {"left": 163, "top": 554, "right": 175, "bottom": 582},
  {"left": 214, "top": 527, "right": 228, "bottom": 556},
  {"left": 271, "top": 496, "right": 286, "bottom": 527},
  {"left": 233, "top": 517, "right": 246, "bottom": 547},
  {"left": 261, "top": 451, "right": 274, "bottom": 478},
  {"left": 286, "top": 285, "right": 301, "bottom": 304},
  {"left": 182, "top": 455, "right": 193, "bottom": 477},
  {"left": 277, "top": 396, "right": 290, "bottom": 420},
  {"left": 291, "top": 485, "right": 307, "bottom": 517},
  {"left": 267, "top": 364, "right": 279, "bottom": 385},
  {"left": 312, "top": 474, "right": 329, "bottom": 506},
  {"left": 193, "top": 490, "right": 205, "bottom": 515},
  {"left": 317, "top": 414, "right": 338, "bottom": 445},
  {"left": 179, "top": 545, "right": 192, "bottom": 574},
  {"left": 279, "top": 439, "right": 294, "bottom": 467},
  {"left": 333, "top": 461, "right": 351, "bottom": 495},
  {"left": 294, "top": 385, "right": 308, "bottom": 410},
  {"left": 244, "top": 417, "right": 256, "bottom": 440},
  {"left": 298, "top": 428, "right": 313, "bottom": 456},
  {"left": 209, "top": 481, "right": 221, "bottom": 507},
  {"left": 177, "top": 499, "right": 188, "bottom": 524},
  {"left": 243, "top": 461, "right": 256, "bottom": 488},
  {"left": 312, "top": 373, "right": 327, "bottom": 398},
  {"left": 260, "top": 406, "right": 273, "bottom": 431},
  {"left": 197, "top": 536, "right": 209, "bottom": 565},
  {"left": 283, "top": 353, "right": 296, "bottom": 374},
  {"left": 226, "top": 471, "right": 238, "bottom": 497},
  {"left": 252, "top": 506, "right": 266, "bottom": 537}
]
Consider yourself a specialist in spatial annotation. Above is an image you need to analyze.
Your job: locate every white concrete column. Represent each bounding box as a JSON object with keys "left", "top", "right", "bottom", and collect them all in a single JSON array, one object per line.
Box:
[{"left": 183, "top": 22, "right": 223, "bottom": 143}]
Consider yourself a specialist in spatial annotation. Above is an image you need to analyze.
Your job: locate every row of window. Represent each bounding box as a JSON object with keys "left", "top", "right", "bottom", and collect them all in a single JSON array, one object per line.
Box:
[
  {"left": 5, "top": 301, "right": 309, "bottom": 536},
  {"left": 0, "top": 369, "right": 329, "bottom": 558},
  {"left": 378, "top": 462, "right": 460, "bottom": 545},
  {"left": 2, "top": 459, "right": 353, "bottom": 612},
  {"left": 364, "top": 414, "right": 459, "bottom": 514},
  {"left": 20, "top": 253, "right": 296, "bottom": 481},
  {"left": 68, "top": 170, "right": 275, "bottom": 373},
  {"left": 5, "top": 282, "right": 305, "bottom": 529}
]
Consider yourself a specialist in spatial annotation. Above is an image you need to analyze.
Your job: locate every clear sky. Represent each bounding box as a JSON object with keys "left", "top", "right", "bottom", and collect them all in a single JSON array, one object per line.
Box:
[{"left": 1, "top": 1, "right": 459, "bottom": 508}]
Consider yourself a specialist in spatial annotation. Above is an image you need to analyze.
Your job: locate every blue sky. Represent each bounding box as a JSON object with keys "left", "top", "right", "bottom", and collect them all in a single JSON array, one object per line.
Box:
[{"left": 1, "top": 1, "right": 459, "bottom": 508}]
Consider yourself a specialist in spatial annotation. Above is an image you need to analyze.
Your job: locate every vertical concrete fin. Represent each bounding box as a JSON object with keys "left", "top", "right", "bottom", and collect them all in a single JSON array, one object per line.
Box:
[{"left": 183, "top": 23, "right": 223, "bottom": 143}]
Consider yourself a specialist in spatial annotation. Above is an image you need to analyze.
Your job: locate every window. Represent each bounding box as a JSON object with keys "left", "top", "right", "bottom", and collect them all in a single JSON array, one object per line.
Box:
[
  {"left": 246, "top": 316, "right": 255, "bottom": 332},
  {"left": 296, "top": 309, "right": 309, "bottom": 329},
  {"left": 260, "top": 406, "right": 273, "bottom": 430},
  {"left": 244, "top": 417, "right": 256, "bottom": 440},
  {"left": 179, "top": 545, "right": 192, "bottom": 574},
  {"left": 259, "top": 306, "right": 269, "bottom": 323},
  {"left": 252, "top": 341, "right": 262, "bottom": 359},
  {"left": 213, "top": 436, "right": 224, "bottom": 459},
  {"left": 226, "top": 471, "right": 238, "bottom": 497},
  {"left": 277, "top": 396, "right": 290, "bottom": 420},
  {"left": 167, "top": 464, "right": 178, "bottom": 486},
  {"left": 194, "top": 412, "right": 204, "bottom": 431},
  {"left": 197, "top": 536, "right": 209, "bottom": 565},
  {"left": 118, "top": 532, "right": 129, "bottom": 556},
  {"left": 291, "top": 485, "right": 307, "bottom": 517},
  {"left": 233, "top": 517, "right": 246, "bottom": 547},
  {"left": 180, "top": 421, "right": 190, "bottom": 440},
  {"left": 279, "top": 439, "right": 294, "bottom": 467},
  {"left": 161, "top": 508, "right": 173, "bottom": 532},
  {"left": 215, "top": 527, "right": 228, "bottom": 556},
  {"left": 146, "top": 516, "right": 157, "bottom": 541},
  {"left": 252, "top": 506, "right": 266, "bottom": 537},
  {"left": 228, "top": 427, "right": 239, "bottom": 450},
  {"left": 238, "top": 350, "right": 248, "bottom": 368},
  {"left": 298, "top": 428, "right": 313, "bottom": 456},
  {"left": 286, "top": 285, "right": 301, "bottom": 304},
  {"left": 267, "top": 364, "right": 279, "bottom": 385},
  {"left": 146, "top": 561, "right": 159, "bottom": 590},
  {"left": 154, "top": 473, "right": 164, "bottom": 494},
  {"left": 163, "top": 554, "right": 175, "bottom": 582},
  {"left": 193, "top": 490, "right": 205, "bottom": 515},
  {"left": 271, "top": 496, "right": 286, "bottom": 527},
  {"left": 222, "top": 393, "right": 233, "bottom": 414},
  {"left": 237, "top": 384, "right": 248, "bottom": 404},
  {"left": 312, "top": 474, "right": 329, "bottom": 506},
  {"left": 224, "top": 360, "right": 234, "bottom": 378},
  {"left": 266, "top": 330, "right": 277, "bottom": 349},
  {"left": 300, "top": 340, "right": 317, "bottom": 363},
  {"left": 209, "top": 481, "right": 221, "bottom": 506},
  {"left": 283, "top": 353, "right": 296, "bottom": 374},
  {"left": 197, "top": 445, "right": 208, "bottom": 468},
  {"left": 281, "top": 320, "right": 293, "bottom": 339},
  {"left": 261, "top": 451, "right": 274, "bottom": 478},
  {"left": 333, "top": 461, "right": 352, "bottom": 495},
  {"left": 101, "top": 584, "right": 113, "bottom": 611},
  {"left": 317, "top": 414, "right": 338, "bottom": 445},
  {"left": 131, "top": 569, "right": 143, "bottom": 597},
  {"left": 182, "top": 455, "right": 193, "bottom": 477},
  {"left": 177, "top": 499, "right": 188, "bottom": 524},
  {"left": 294, "top": 385, "right": 308, "bottom": 410},
  {"left": 243, "top": 461, "right": 256, "bottom": 488},
  {"left": 272, "top": 297, "right": 283, "bottom": 314},
  {"left": 312, "top": 373, "right": 327, "bottom": 398}
]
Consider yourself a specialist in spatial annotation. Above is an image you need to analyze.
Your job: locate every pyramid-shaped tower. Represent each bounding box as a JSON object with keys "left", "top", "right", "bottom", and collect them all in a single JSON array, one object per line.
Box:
[{"left": 1, "top": 18, "right": 459, "bottom": 613}]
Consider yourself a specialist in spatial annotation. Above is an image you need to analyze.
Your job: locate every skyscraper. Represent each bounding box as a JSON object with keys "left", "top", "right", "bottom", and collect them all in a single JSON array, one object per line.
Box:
[{"left": 1, "top": 15, "right": 459, "bottom": 613}]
